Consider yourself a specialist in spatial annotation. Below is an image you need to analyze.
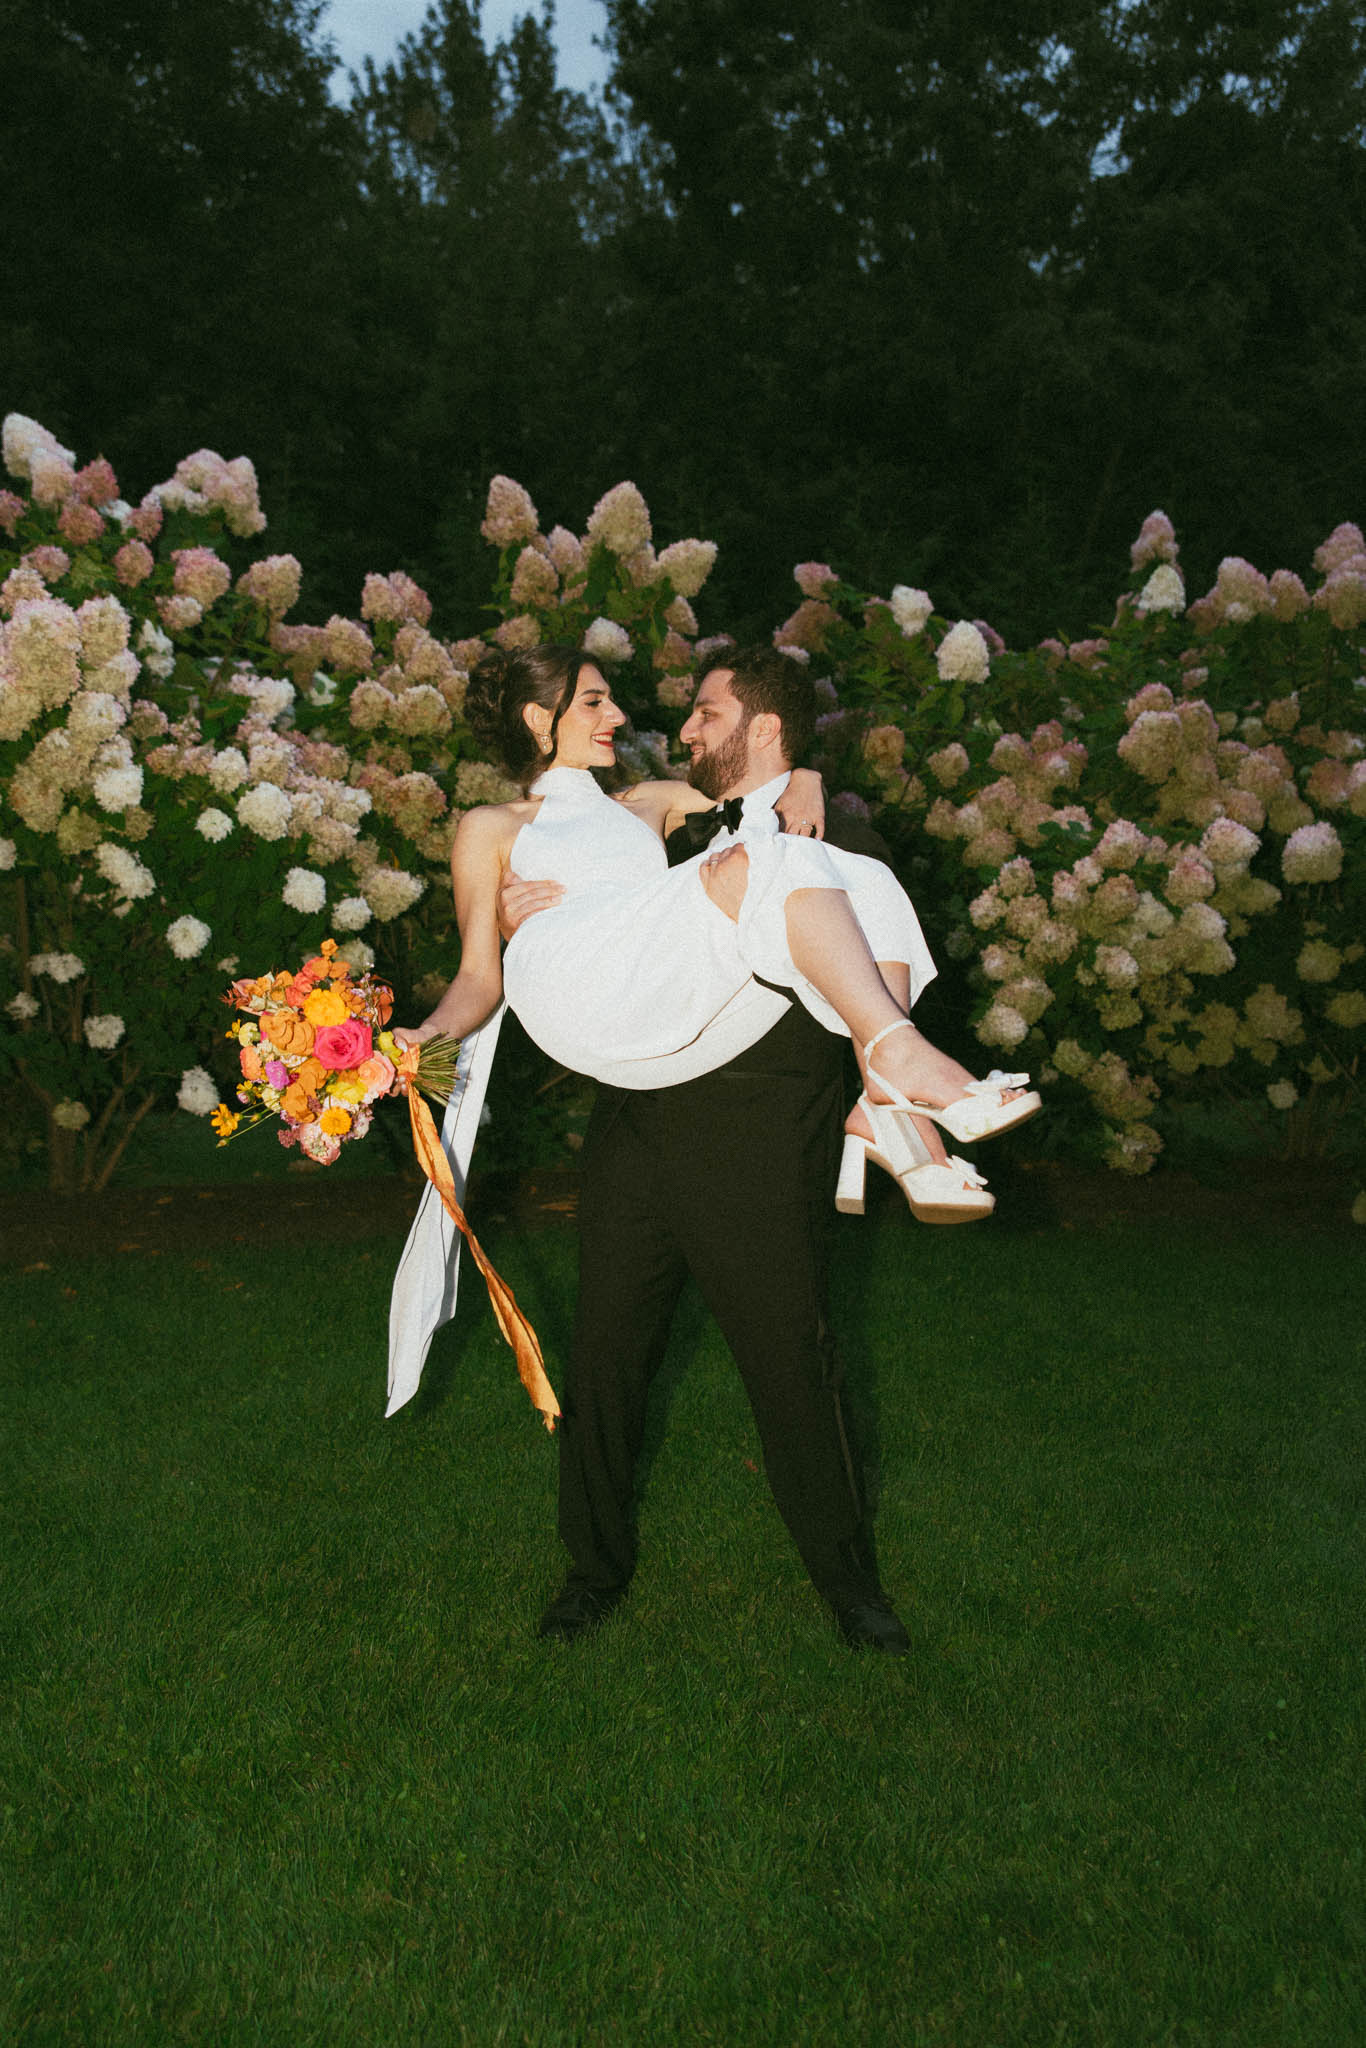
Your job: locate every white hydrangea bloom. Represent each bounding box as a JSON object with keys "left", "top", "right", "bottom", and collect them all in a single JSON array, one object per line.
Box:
[
  {"left": 363, "top": 867, "right": 425, "bottom": 922},
  {"left": 1281, "top": 821, "right": 1343, "bottom": 884},
  {"left": 586, "top": 482, "right": 651, "bottom": 558},
  {"left": 51, "top": 1098, "right": 91, "bottom": 1130},
  {"left": 83, "top": 1013, "right": 126, "bottom": 1050},
  {"left": 195, "top": 808, "right": 234, "bottom": 842},
  {"left": 1135, "top": 564, "right": 1186, "bottom": 615},
  {"left": 281, "top": 866, "right": 326, "bottom": 913},
  {"left": 936, "top": 620, "right": 991, "bottom": 684},
  {"left": 30, "top": 951, "right": 85, "bottom": 982},
  {"left": 1266, "top": 1080, "right": 1298, "bottom": 1110},
  {"left": 166, "top": 914, "right": 212, "bottom": 959},
  {"left": 208, "top": 747, "right": 249, "bottom": 794},
  {"left": 91, "top": 764, "right": 144, "bottom": 813},
  {"left": 891, "top": 585, "right": 933, "bottom": 636},
  {"left": 3, "top": 413, "right": 76, "bottom": 479},
  {"left": 7, "top": 991, "right": 40, "bottom": 1020},
  {"left": 332, "top": 896, "right": 372, "bottom": 932},
  {"left": 582, "top": 617, "right": 633, "bottom": 663},
  {"left": 336, "top": 937, "right": 375, "bottom": 973},
  {"left": 236, "top": 783, "right": 292, "bottom": 840},
  {"left": 176, "top": 1066, "right": 219, "bottom": 1115},
  {"left": 0, "top": 838, "right": 15, "bottom": 870},
  {"left": 95, "top": 841, "right": 155, "bottom": 899},
  {"left": 135, "top": 618, "right": 175, "bottom": 678}
]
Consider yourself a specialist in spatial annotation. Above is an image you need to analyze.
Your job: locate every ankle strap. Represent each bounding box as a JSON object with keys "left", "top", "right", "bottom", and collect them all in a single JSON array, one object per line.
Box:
[{"left": 863, "top": 1018, "right": 914, "bottom": 1061}]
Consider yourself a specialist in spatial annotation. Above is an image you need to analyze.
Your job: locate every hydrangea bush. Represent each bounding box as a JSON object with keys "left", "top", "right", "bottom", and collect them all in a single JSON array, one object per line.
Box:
[
  {"left": 0, "top": 416, "right": 713, "bottom": 1191},
  {"left": 2, "top": 406, "right": 1359, "bottom": 1193},
  {"left": 782, "top": 517, "right": 1364, "bottom": 1174}
]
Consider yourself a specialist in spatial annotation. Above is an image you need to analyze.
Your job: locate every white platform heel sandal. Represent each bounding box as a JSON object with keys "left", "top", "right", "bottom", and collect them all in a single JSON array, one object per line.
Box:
[{"left": 837, "top": 1022, "right": 995, "bottom": 1225}]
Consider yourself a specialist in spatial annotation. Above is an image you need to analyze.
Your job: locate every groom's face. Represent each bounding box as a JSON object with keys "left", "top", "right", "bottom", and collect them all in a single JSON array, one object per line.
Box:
[{"left": 681, "top": 670, "right": 753, "bottom": 799}]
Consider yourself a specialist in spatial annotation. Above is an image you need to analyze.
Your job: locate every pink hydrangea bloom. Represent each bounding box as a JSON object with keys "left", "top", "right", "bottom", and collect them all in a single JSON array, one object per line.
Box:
[
  {"left": 361, "top": 570, "right": 432, "bottom": 626},
  {"left": 1315, "top": 558, "right": 1366, "bottom": 630},
  {"left": 1164, "top": 851, "right": 1217, "bottom": 907},
  {"left": 321, "top": 615, "right": 375, "bottom": 674},
  {"left": 1130, "top": 510, "right": 1178, "bottom": 570},
  {"left": 775, "top": 599, "right": 838, "bottom": 654},
  {"left": 73, "top": 457, "right": 119, "bottom": 507},
  {"left": 656, "top": 673, "right": 695, "bottom": 709},
  {"left": 129, "top": 495, "right": 164, "bottom": 542},
  {"left": 0, "top": 489, "right": 24, "bottom": 535},
  {"left": 1312, "top": 522, "right": 1365, "bottom": 577},
  {"left": 23, "top": 546, "right": 71, "bottom": 584},
  {"left": 495, "top": 613, "right": 541, "bottom": 652},
  {"left": 509, "top": 547, "right": 559, "bottom": 609},
  {"left": 238, "top": 554, "right": 302, "bottom": 618},
  {"left": 1117, "top": 710, "right": 1183, "bottom": 780},
  {"left": 172, "top": 546, "right": 231, "bottom": 608},
  {"left": 113, "top": 540, "right": 155, "bottom": 588},
  {"left": 927, "top": 742, "right": 970, "bottom": 788},
  {"left": 481, "top": 475, "right": 540, "bottom": 549},
  {"left": 1267, "top": 569, "right": 1309, "bottom": 621},
  {"left": 794, "top": 561, "right": 837, "bottom": 599},
  {"left": 57, "top": 499, "right": 104, "bottom": 546}
]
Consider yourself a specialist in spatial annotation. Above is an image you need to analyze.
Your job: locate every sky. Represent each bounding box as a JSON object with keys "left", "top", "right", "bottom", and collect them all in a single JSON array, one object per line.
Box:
[{"left": 323, "top": 0, "right": 610, "bottom": 98}]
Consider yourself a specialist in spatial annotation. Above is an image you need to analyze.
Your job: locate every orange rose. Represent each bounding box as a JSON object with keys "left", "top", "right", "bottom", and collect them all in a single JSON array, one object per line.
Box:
[
  {"left": 239, "top": 1043, "right": 264, "bottom": 1083},
  {"left": 262, "top": 1008, "right": 315, "bottom": 1056},
  {"left": 280, "top": 1077, "right": 318, "bottom": 1123},
  {"left": 303, "top": 952, "right": 336, "bottom": 980},
  {"left": 295, "top": 1055, "right": 328, "bottom": 1095},
  {"left": 303, "top": 986, "right": 350, "bottom": 1027}
]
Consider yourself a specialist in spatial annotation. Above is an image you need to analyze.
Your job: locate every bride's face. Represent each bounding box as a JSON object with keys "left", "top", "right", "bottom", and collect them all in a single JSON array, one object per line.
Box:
[{"left": 541, "top": 666, "right": 627, "bottom": 769}]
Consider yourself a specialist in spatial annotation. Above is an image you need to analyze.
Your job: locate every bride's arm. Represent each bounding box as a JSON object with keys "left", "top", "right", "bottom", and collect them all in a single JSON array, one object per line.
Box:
[
  {"left": 393, "top": 806, "right": 511, "bottom": 1046},
  {"left": 613, "top": 778, "right": 712, "bottom": 839}
]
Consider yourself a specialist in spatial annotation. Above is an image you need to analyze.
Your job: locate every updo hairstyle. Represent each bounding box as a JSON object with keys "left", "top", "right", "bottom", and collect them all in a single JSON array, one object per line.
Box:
[{"left": 463, "top": 643, "right": 594, "bottom": 788}]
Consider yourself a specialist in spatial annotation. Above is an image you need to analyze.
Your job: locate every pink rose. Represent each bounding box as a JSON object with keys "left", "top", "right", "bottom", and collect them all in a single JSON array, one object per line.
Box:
[
  {"left": 356, "top": 1051, "right": 397, "bottom": 1101},
  {"left": 311, "top": 1019, "right": 373, "bottom": 1071}
]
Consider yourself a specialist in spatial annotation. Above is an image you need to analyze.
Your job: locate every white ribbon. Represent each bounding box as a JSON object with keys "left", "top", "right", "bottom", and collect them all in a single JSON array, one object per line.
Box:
[{"left": 385, "top": 1004, "right": 506, "bottom": 1417}]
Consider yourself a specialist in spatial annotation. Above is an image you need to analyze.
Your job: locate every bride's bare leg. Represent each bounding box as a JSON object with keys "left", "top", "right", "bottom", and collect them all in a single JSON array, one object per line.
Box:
[{"left": 699, "top": 855, "right": 1025, "bottom": 1156}]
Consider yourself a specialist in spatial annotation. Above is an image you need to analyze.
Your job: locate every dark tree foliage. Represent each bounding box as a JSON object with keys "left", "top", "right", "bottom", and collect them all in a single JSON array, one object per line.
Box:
[
  {"left": 0, "top": 0, "right": 377, "bottom": 604},
  {"left": 601, "top": 0, "right": 1366, "bottom": 637},
  {"left": 0, "top": 0, "right": 1361, "bottom": 641}
]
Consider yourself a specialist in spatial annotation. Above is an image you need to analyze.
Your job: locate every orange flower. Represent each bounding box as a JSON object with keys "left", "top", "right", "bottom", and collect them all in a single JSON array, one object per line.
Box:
[
  {"left": 280, "top": 1077, "right": 318, "bottom": 1123},
  {"left": 303, "top": 986, "right": 350, "bottom": 1027},
  {"left": 239, "top": 1042, "right": 264, "bottom": 1083},
  {"left": 295, "top": 1055, "right": 328, "bottom": 1096},
  {"left": 319, "top": 1105, "right": 354, "bottom": 1135},
  {"left": 263, "top": 1008, "right": 315, "bottom": 1057},
  {"left": 373, "top": 985, "right": 394, "bottom": 1025},
  {"left": 303, "top": 951, "right": 336, "bottom": 979}
]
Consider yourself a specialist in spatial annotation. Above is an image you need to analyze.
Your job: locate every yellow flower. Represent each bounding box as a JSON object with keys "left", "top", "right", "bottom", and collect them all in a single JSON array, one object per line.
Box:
[
  {"left": 211, "top": 1104, "right": 240, "bottom": 1140},
  {"left": 327, "top": 1076, "right": 367, "bottom": 1106},
  {"left": 303, "top": 987, "right": 350, "bottom": 1027},
  {"left": 318, "top": 1105, "right": 353, "bottom": 1136}
]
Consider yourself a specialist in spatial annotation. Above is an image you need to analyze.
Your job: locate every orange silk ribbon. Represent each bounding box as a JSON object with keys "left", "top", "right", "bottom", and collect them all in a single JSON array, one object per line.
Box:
[{"left": 405, "top": 1083, "right": 560, "bottom": 1432}]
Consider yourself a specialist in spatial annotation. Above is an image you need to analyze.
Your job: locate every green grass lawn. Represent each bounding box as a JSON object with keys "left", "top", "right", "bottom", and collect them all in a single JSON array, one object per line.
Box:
[{"left": 2, "top": 1195, "right": 1363, "bottom": 2046}]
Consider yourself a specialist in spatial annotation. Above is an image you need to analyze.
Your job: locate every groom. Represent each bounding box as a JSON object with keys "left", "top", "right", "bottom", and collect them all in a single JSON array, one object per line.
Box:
[{"left": 506, "top": 645, "right": 910, "bottom": 1653}]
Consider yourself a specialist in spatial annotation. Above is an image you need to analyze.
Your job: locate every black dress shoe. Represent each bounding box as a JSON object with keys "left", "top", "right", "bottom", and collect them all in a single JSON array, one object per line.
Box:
[
  {"left": 537, "top": 1579, "right": 626, "bottom": 1641},
  {"left": 831, "top": 1596, "right": 910, "bottom": 1655}
]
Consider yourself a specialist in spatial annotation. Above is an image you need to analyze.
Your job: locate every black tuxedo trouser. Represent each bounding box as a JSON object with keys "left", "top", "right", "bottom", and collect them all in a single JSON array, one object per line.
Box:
[{"left": 558, "top": 1006, "right": 879, "bottom": 1605}]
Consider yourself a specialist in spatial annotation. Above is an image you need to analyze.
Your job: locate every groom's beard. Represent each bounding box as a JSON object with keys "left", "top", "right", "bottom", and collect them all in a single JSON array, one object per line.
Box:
[{"left": 687, "top": 722, "right": 752, "bottom": 801}]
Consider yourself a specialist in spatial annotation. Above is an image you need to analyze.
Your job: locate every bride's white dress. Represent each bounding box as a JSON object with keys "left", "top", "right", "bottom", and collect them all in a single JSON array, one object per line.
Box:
[{"left": 501, "top": 766, "right": 936, "bottom": 1080}]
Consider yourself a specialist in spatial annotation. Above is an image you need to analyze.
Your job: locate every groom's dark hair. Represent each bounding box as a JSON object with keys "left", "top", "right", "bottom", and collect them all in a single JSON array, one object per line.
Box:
[{"left": 710, "top": 645, "right": 818, "bottom": 767}]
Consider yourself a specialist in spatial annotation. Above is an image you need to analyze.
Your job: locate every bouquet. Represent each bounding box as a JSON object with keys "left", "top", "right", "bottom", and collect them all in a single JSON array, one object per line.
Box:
[
  {"left": 210, "top": 939, "right": 557, "bottom": 1428},
  {"left": 215, "top": 938, "right": 458, "bottom": 1164}
]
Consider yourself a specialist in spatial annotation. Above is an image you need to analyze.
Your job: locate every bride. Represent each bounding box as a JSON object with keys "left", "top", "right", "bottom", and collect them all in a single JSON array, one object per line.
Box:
[{"left": 398, "top": 644, "right": 1039, "bottom": 1220}]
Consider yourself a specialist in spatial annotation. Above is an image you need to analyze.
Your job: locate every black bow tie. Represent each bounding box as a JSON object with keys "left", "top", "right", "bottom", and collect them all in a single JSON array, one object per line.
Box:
[{"left": 680, "top": 799, "right": 745, "bottom": 853}]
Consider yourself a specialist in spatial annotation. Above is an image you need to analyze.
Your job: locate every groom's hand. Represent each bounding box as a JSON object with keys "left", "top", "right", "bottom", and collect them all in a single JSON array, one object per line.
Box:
[{"left": 497, "top": 870, "right": 564, "bottom": 941}]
